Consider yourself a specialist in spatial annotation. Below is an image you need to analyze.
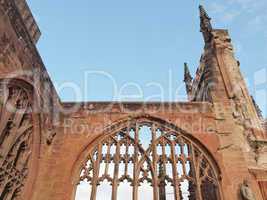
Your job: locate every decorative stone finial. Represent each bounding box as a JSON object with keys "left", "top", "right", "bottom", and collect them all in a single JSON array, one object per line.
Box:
[
  {"left": 184, "top": 62, "right": 192, "bottom": 82},
  {"left": 199, "top": 5, "right": 213, "bottom": 43},
  {"left": 184, "top": 62, "right": 193, "bottom": 96}
]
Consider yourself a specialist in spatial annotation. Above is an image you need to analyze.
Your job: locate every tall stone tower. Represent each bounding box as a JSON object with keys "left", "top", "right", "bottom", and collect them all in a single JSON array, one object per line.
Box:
[{"left": 0, "top": 1, "right": 266, "bottom": 200}]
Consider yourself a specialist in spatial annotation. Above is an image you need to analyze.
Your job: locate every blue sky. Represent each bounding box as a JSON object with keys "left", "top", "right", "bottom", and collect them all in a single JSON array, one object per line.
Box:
[{"left": 27, "top": 0, "right": 267, "bottom": 116}]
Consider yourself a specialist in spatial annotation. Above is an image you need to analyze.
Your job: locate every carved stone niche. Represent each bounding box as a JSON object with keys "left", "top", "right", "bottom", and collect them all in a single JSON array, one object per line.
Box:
[{"left": 0, "top": 79, "right": 34, "bottom": 200}]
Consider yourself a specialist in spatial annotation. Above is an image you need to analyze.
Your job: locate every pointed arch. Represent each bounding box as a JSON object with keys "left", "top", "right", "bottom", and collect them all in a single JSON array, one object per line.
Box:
[
  {"left": 0, "top": 78, "right": 40, "bottom": 200},
  {"left": 72, "top": 115, "right": 223, "bottom": 200}
]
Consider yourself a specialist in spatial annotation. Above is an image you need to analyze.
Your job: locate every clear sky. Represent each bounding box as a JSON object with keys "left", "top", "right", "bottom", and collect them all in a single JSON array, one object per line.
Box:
[{"left": 26, "top": 0, "right": 267, "bottom": 116}]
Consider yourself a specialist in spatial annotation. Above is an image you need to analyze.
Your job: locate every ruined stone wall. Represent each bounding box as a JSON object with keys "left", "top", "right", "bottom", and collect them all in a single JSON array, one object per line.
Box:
[
  {"left": 0, "top": 1, "right": 60, "bottom": 199},
  {"left": 186, "top": 7, "right": 267, "bottom": 199},
  {"left": 0, "top": 1, "right": 266, "bottom": 200}
]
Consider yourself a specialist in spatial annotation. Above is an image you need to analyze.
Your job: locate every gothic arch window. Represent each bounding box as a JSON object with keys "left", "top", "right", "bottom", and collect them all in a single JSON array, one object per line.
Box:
[
  {"left": 0, "top": 80, "right": 34, "bottom": 200},
  {"left": 75, "top": 118, "right": 222, "bottom": 200}
]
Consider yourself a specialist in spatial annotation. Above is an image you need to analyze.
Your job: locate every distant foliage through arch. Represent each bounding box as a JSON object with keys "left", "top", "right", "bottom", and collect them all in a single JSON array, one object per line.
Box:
[{"left": 75, "top": 118, "right": 222, "bottom": 200}]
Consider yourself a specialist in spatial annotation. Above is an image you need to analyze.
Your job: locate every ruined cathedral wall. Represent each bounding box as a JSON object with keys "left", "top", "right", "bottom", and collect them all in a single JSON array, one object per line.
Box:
[
  {"left": 0, "top": 0, "right": 61, "bottom": 141},
  {"left": 31, "top": 102, "right": 225, "bottom": 200},
  {"left": 0, "top": 1, "right": 266, "bottom": 200},
  {"left": 0, "top": 1, "right": 61, "bottom": 199},
  {"left": 187, "top": 7, "right": 267, "bottom": 198}
]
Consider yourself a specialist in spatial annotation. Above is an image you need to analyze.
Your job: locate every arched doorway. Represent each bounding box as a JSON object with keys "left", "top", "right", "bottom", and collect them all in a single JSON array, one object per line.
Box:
[{"left": 75, "top": 117, "right": 222, "bottom": 200}]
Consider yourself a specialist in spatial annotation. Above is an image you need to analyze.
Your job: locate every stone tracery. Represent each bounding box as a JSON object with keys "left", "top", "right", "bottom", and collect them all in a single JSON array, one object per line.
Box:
[
  {"left": 76, "top": 119, "right": 221, "bottom": 200},
  {"left": 0, "top": 80, "right": 33, "bottom": 200}
]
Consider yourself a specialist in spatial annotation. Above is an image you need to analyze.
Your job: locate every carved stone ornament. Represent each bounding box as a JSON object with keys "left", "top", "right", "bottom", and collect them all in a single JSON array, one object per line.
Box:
[
  {"left": 240, "top": 180, "right": 256, "bottom": 200},
  {"left": 0, "top": 81, "right": 33, "bottom": 200},
  {"left": 46, "top": 129, "right": 56, "bottom": 145},
  {"left": 248, "top": 136, "right": 267, "bottom": 163}
]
